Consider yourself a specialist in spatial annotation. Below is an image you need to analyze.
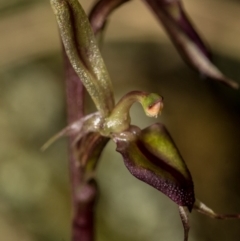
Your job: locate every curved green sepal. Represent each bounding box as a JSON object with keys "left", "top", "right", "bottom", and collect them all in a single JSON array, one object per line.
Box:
[
  {"left": 115, "top": 123, "right": 195, "bottom": 210},
  {"left": 103, "top": 91, "right": 163, "bottom": 135},
  {"left": 50, "top": 0, "right": 115, "bottom": 115}
]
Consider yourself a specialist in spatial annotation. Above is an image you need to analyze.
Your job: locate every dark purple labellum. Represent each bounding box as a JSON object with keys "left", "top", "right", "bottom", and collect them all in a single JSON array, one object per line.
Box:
[{"left": 115, "top": 123, "right": 195, "bottom": 211}]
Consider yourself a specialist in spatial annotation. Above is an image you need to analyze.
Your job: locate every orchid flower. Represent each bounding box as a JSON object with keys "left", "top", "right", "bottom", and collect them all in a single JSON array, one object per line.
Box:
[{"left": 47, "top": 0, "right": 240, "bottom": 240}]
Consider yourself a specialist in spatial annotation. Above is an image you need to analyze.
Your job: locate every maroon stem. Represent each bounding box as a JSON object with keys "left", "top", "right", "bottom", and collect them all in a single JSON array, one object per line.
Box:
[
  {"left": 64, "top": 48, "right": 96, "bottom": 241},
  {"left": 72, "top": 179, "right": 98, "bottom": 241},
  {"left": 64, "top": 46, "right": 84, "bottom": 208}
]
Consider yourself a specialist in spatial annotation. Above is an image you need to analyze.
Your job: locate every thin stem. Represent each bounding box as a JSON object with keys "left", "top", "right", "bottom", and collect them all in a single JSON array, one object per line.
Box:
[
  {"left": 72, "top": 178, "right": 97, "bottom": 241},
  {"left": 179, "top": 206, "right": 190, "bottom": 241},
  {"left": 64, "top": 48, "right": 96, "bottom": 241},
  {"left": 64, "top": 48, "right": 84, "bottom": 208}
]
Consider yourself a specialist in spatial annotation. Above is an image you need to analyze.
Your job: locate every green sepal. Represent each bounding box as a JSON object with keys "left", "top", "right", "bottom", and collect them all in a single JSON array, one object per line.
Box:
[{"left": 50, "top": 0, "right": 115, "bottom": 115}]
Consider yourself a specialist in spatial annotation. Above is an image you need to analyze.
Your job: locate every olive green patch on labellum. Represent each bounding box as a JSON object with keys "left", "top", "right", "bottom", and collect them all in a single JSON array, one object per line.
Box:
[{"left": 115, "top": 123, "right": 195, "bottom": 210}]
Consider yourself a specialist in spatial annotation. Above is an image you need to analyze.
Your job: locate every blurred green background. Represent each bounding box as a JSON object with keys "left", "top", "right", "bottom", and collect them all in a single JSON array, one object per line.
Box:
[{"left": 1, "top": 0, "right": 240, "bottom": 240}]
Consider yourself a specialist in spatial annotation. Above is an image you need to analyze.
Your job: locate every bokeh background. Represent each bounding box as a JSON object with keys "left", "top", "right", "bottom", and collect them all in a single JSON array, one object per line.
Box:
[{"left": 1, "top": 0, "right": 240, "bottom": 240}]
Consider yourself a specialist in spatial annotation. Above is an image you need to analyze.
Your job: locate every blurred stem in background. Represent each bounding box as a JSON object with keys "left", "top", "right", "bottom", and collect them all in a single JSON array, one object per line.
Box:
[{"left": 64, "top": 51, "right": 97, "bottom": 241}]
